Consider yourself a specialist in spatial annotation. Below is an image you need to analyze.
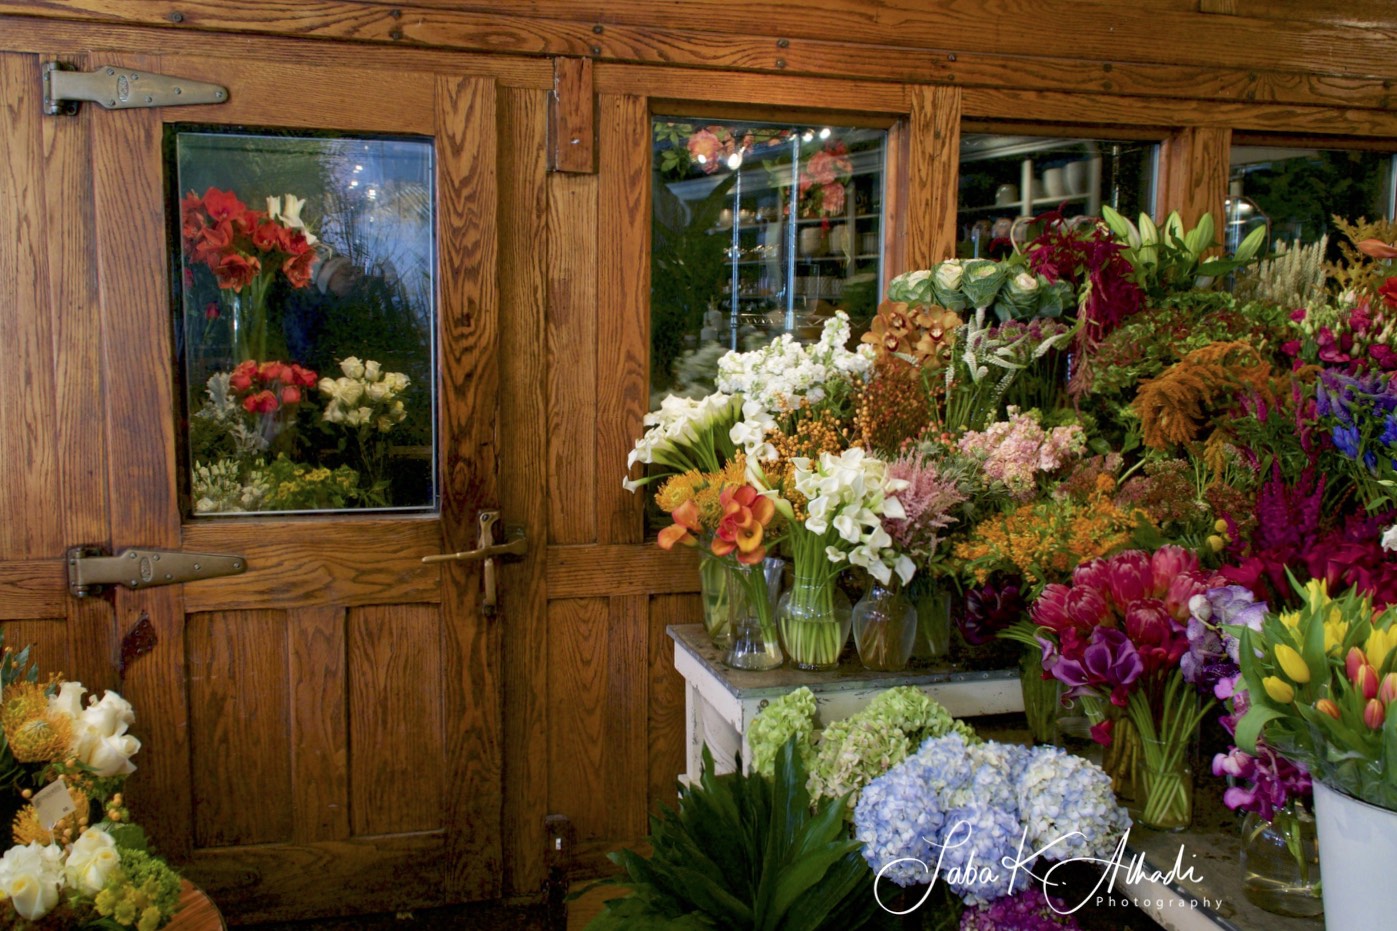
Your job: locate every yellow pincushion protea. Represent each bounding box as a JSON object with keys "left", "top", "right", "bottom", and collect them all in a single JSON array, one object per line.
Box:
[
  {"left": 11, "top": 783, "right": 90, "bottom": 845},
  {"left": 0, "top": 681, "right": 72, "bottom": 763}
]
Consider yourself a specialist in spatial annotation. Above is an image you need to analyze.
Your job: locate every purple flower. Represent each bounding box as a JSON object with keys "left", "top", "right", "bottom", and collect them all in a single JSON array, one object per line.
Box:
[
  {"left": 1048, "top": 627, "right": 1142, "bottom": 704},
  {"left": 1212, "top": 742, "right": 1311, "bottom": 821},
  {"left": 1184, "top": 585, "right": 1266, "bottom": 698}
]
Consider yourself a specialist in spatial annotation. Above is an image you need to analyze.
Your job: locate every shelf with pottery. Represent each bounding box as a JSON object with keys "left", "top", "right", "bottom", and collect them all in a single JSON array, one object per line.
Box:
[{"left": 668, "top": 623, "right": 1024, "bottom": 784}]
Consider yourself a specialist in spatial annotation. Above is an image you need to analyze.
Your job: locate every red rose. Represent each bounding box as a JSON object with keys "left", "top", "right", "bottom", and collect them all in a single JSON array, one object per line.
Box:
[
  {"left": 204, "top": 302, "right": 220, "bottom": 320},
  {"left": 242, "top": 390, "right": 279, "bottom": 414},
  {"left": 228, "top": 360, "right": 257, "bottom": 391},
  {"left": 280, "top": 386, "right": 302, "bottom": 405},
  {"left": 290, "top": 364, "right": 319, "bottom": 387}
]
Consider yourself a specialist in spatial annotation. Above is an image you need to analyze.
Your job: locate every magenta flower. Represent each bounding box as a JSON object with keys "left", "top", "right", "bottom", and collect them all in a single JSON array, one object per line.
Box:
[
  {"left": 1103, "top": 550, "right": 1152, "bottom": 611},
  {"left": 1149, "top": 545, "right": 1199, "bottom": 598},
  {"left": 1046, "top": 627, "right": 1142, "bottom": 705}
]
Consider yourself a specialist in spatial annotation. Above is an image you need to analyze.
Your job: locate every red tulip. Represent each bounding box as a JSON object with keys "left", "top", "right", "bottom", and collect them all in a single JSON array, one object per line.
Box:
[
  {"left": 1380, "top": 672, "right": 1397, "bottom": 706},
  {"left": 1365, "top": 698, "right": 1386, "bottom": 730},
  {"left": 1315, "top": 698, "right": 1342, "bottom": 720}
]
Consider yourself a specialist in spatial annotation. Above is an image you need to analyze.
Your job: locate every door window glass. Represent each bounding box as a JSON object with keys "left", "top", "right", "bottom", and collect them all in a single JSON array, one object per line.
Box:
[
  {"left": 650, "top": 118, "right": 887, "bottom": 406},
  {"left": 170, "top": 129, "right": 436, "bottom": 516}
]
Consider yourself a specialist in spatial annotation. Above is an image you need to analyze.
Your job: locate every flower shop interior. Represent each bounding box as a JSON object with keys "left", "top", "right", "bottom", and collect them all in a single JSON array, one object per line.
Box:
[{"left": 5, "top": 1, "right": 1397, "bottom": 929}]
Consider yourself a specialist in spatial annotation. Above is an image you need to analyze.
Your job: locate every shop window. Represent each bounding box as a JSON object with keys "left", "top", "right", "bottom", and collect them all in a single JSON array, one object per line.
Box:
[
  {"left": 1228, "top": 143, "right": 1397, "bottom": 252},
  {"left": 170, "top": 128, "right": 437, "bottom": 516},
  {"left": 957, "top": 134, "right": 1158, "bottom": 259},
  {"left": 650, "top": 117, "right": 888, "bottom": 405}
]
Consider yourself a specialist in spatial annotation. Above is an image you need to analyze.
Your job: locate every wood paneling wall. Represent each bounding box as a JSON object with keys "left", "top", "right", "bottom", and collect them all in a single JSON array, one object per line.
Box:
[{"left": 7, "top": 0, "right": 1397, "bottom": 908}]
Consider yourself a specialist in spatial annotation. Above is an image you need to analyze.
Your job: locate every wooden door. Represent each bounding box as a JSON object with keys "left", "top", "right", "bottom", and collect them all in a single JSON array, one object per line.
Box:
[{"left": 0, "top": 45, "right": 502, "bottom": 923}]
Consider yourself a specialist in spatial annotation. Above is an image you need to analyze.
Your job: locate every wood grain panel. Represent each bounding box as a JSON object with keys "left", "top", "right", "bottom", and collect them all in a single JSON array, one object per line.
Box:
[
  {"left": 180, "top": 519, "right": 443, "bottom": 610},
  {"left": 546, "top": 597, "right": 611, "bottom": 842},
  {"left": 548, "top": 543, "right": 699, "bottom": 598},
  {"left": 289, "top": 605, "right": 348, "bottom": 843},
  {"left": 608, "top": 594, "right": 649, "bottom": 839},
  {"left": 347, "top": 603, "right": 444, "bottom": 836},
  {"left": 497, "top": 84, "right": 553, "bottom": 898},
  {"left": 187, "top": 609, "right": 293, "bottom": 848},
  {"left": 90, "top": 51, "right": 192, "bottom": 859},
  {"left": 596, "top": 63, "right": 912, "bottom": 114},
  {"left": 0, "top": 619, "right": 70, "bottom": 675},
  {"left": 434, "top": 72, "right": 501, "bottom": 901},
  {"left": 0, "top": 561, "right": 66, "bottom": 619},
  {"left": 646, "top": 593, "right": 694, "bottom": 815},
  {"left": 550, "top": 56, "right": 595, "bottom": 173},
  {"left": 908, "top": 84, "right": 961, "bottom": 268},
  {"left": 595, "top": 93, "right": 648, "bottom": 545},
  {"left": 0, "top": 53, "right": 59, "bottom": 560},
  {"left": 545, "top": 172, "right": 598, "bottom": 545},
  {"left": 185, "top": 833, "right": 448, "bottom": 925},
  {"left": 961, "top": 87, "right": 1397, "bottom": 138}
]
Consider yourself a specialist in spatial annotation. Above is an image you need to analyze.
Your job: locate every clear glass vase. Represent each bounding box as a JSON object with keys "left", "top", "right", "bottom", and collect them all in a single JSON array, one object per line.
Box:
[
  {"left": 910, "top": 584, "right": 952, "bottom": 663},
  {"left": 1018, "top": 648, "right": 1062, "bottom": 745},
  {"left": 777, "top": 569, "right": 852, "bottom": 671},
  {"left": 725, "top": 558, "right": 785, "bottom": 671},
  {"left": 852, "top": 578, "right": 917, "bottom": 671},
  {"left": 1138, "top": 742, "right": 1193, "bottom": 831},
  {"left": 1240, "top": 801, "right": 1323, "bottom": 918},
  {"left": 698, "top": 553, "right": 739, "bottom": 649}
]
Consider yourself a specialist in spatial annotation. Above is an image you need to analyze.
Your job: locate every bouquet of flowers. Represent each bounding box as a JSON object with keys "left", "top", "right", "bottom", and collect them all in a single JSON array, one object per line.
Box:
[
  {"left": 0, "top": 636, "right": 183, "bottom": 929},
  {"left": 1233, "top": 577, "right": 1397, "bottom": 811},
  {"left": 1018, "top": 546, "right": 1222, "bottom": 829},
  {"left": 180, "top": 188, "right": 318, "bottom": 362}
]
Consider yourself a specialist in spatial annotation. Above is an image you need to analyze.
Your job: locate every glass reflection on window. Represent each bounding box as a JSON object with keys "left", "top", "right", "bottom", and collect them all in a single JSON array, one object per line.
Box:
[{"left": 172, "top": 129, "right": 436, "bottom": 516}]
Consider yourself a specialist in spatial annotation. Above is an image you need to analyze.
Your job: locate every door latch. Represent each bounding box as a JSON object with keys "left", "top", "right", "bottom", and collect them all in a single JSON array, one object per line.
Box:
[
  {"left": 42, "top": 62, "right": 229, "bottom": 116},
  {"left": 67, "top": 546, "right": 247, "bottom": 598},
  {"left": 421, "top": 510, "right": 527, "bottom": 615}
]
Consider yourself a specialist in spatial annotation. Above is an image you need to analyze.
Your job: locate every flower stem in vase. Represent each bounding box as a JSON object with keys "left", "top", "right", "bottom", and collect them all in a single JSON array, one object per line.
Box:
[
  {"left": 777, "top": 551, "right": 851, "bottom": 671},
  {"left": 725, "top": 558, "right": 784, "bottom": 671},
  {"left": 1127, "top": 672, "right": 1213, "bottom": 832},
  {"left": 698, "top": 554, "right": 738, "bottom": 649}
]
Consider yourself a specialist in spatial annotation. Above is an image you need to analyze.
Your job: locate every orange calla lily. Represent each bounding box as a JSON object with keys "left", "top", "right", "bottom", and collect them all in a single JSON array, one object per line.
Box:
[
  {"left": 657, "top": 499, "right": 702, "bottom": 550},
  {"left": 711, "top": 485, "right": 775, "bottom": 564}
]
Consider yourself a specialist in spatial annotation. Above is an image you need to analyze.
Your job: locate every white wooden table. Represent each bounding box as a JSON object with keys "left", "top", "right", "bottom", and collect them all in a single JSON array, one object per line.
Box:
[{"left": 668, "top": 623, "right": 1024, "bottom": 780}]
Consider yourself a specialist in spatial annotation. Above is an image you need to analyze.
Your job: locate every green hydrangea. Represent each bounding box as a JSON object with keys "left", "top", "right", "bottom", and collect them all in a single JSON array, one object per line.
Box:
[
  {"left": 94, "top": 848, "right": 184, "bottom": 930},
  {"left": 746, "top": 687, "right": 817, "bottom": 777},
  {"left": 746, "top": 685, "right": 979, "bottom": 813}
]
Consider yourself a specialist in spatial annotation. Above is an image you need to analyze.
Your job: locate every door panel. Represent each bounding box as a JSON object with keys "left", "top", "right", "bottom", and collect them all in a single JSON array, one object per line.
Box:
[{"left": 0, "top": 44, "right": 502, "bottom": 921}]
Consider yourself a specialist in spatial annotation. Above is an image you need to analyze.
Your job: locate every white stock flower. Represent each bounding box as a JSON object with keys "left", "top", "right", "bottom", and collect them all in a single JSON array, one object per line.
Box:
[
  {"left": 0, "top": 842, "right": 64, "bottom": 921},
  {"left": 65, "top": 828, "right": 121, "bottom": 896}
]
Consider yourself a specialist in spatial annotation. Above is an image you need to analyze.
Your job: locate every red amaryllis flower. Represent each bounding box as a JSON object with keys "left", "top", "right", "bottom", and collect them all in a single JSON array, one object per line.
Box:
[
  {"left": 657, "top": 499, "right": 702, "bottom": 550},
  {"left": 1379, "top": 277, "right": 1397, "bottom": 309},
  {"left": 711, "top": 486, "right": 775, "bottom": 565},
  {"left": 214, "top": 252, "right": 260, "bottom": 290}
]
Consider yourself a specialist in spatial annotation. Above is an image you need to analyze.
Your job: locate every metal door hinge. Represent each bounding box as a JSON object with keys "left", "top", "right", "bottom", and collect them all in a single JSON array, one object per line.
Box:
[
  {"left": 67, "top": 546, "right": 247, "bottom": 598},
  {"left": 43, "top": 62, "right": 228, "bottom": 116}
]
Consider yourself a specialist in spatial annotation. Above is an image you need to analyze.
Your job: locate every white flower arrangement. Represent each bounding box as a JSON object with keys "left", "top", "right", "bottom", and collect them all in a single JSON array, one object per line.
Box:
[
  {"left": 790, "top": 448, "right": 916, "bottom": 586},
  {"left": 318, "top": 356, "right": 410, "bottom": 432},
  {"left": 621, "top": 392, "right": 742, "bottom": 491}
]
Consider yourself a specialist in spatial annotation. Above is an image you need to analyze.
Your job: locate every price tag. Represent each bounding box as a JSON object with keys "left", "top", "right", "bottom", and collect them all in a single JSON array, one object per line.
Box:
[{"left": 33, "top": 777, "right": 76, "bottom": 831}]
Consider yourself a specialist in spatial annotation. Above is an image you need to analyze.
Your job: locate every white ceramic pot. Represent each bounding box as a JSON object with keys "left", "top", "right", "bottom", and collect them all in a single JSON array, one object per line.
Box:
[
  {"left": 1042, "top": 167, "right": 1065, "bottom": 198},
  {"left": 798, "top": 226, "right": 827, "bottom": 256},
  {"left": 1064, "top": 160, "right": 1089, "bottom": 196},
  {"left": 1312, "top": 780, "right": 1397, "bottom": 928}
]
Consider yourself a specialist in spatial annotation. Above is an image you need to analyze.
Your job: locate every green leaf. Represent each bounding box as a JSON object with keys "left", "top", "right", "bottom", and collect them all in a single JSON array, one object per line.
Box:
[
  {"left": 1235, "top": 699, "right": 1285, "bottom": 754},
  {"left": 1233, "top": 223, "right": 1268, "bottom": 263}
]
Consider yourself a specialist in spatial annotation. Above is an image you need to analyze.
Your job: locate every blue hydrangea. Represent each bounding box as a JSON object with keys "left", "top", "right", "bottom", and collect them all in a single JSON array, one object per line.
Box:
[
  {"left": 854, "top": 747, "right": 952, "bottom": 887},
  {"left": 939, "top": 803, "right": 1034, "bottom": 906},
  {"left": 1015, "top": 745, "right": 1130, "bottom": 862}
]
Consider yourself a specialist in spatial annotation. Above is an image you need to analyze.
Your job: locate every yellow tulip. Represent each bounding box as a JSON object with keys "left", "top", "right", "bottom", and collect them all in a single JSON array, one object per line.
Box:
[
  {"left": 1274, "top": 644, "right": 1311, "bottom": 684},
  {"left": 1263, "top": 676, "right": 1296, "bottom": 704},
  {"left": 1366, "top": 626, "right": 1397, "bottom": 671},
  {"left": 1279, "top": 611, "right": 1300, "bottom": 631},
  {"left": 1324, "top": 618, "right": 1349, "bottom": 656},
  {"left": 1303, "top": 578, "right": 1330, "bottom": 613}
]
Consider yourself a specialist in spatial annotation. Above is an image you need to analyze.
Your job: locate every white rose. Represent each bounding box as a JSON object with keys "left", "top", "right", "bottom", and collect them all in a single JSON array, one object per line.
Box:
[
  {"left": 339, "top": 357, "right": 365, "bottom": 379},
  {"left": 48, "top": 681, "right": 86, "bottom": 720},
  {"left": 81, "top": 691, "right": 135, "bottom": 739},
  {"left": 363, "top": 360, "right": 382, "bottom": 382},
  {"left": 74, "top": 729, "right": 139, "bottom": 778},
  {"left": 0, "top": 843, "right": 63, "bottom": 921},
  {"left": 65, "top": 829, "right": 120, "bottom": 896}
]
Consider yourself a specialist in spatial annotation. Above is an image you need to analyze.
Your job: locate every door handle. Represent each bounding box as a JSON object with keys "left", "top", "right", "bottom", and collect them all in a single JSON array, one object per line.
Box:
[{"left": 422, "top": 510, "right": 526, "bottom": 614}]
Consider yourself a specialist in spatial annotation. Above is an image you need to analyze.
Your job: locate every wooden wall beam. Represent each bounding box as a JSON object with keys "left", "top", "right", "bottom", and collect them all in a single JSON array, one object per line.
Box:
[
  {"left": 1159, "top": 126, "right": 1232, "bottom": 230},
  {"left": 549, "top": 57, "right": 595, "bottom": 173},
  {"left": 907, "top": 84, "right": 961, "bottom": 268},
  {"left": 6, "top": 4, "right": 1397, "bottom": 112}
]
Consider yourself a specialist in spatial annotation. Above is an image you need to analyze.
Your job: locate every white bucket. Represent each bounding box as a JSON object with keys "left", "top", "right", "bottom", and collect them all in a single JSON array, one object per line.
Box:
[{"left": 1312, "top": 780, "right": 1397, "bottom": 928}]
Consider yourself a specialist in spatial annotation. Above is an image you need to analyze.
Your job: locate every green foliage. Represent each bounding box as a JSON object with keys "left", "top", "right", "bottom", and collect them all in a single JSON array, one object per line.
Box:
[
  {"left": 585, "top": 740, "right": 897, "bottom": 931},
  {"left": 1101, "top": 207, "right": 1266, "bottom": 301}
]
